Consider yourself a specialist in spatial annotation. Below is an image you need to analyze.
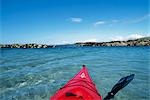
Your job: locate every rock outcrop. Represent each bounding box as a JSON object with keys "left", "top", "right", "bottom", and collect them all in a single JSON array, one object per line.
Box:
[
  {"left": 0, "top": 44, "right": 54, "bottom": 48},
  {"left": 75, "top": 37, "right": 150, "bottom": 46}
]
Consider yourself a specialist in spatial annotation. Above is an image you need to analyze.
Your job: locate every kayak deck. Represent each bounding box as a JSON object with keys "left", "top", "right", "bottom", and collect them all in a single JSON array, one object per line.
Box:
[{"left": 50, "top": 65, "right": 102, "bottom": 100}]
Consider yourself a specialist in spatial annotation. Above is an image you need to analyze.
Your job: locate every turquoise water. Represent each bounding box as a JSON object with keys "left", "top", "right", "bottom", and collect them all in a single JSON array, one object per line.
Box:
[{"left": 0, "top": 47, "right": 149, "bottom": 100}]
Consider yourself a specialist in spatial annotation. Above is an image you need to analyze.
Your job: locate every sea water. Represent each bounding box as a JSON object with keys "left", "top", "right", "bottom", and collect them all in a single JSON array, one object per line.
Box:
[{"left": 0, "top": 46, "right": 149, "bottom": 100}]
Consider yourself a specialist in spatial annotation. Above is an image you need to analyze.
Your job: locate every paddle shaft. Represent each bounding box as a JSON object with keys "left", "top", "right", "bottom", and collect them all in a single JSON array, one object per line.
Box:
[{"left": 103, "top": 74, "right": 135, "bottom": 100}]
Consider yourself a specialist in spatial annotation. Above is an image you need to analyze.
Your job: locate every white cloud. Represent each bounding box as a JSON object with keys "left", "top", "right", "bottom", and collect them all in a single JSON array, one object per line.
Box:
[
  {"left": 83, "top": 38, "right": 97, "bottom": 42},
  {"left": 70, "top": 17, "right": 82, "bottom": 23},
  {"left": 78, "top": 38, "right": 97, "bottom": 42},
  {"left": 132, "top": 14, "right": 150, "bottom": 23},
  {"left": 93, "top": 19, "right": 118, "bottom": 27},
  {"left": 112, "top": 34, "right": 146, "bottom": 41},
  {"left": 51, "top": 38, "right": 98, "bottom": 44},
  {"left": 128, "top": 34, "right": 145, "bottom": 40},
  {"left": 94, "top": 21, "right": 106, "bottom": 26},
  {"left": 112, "top": 36, "right": 125, "bottom": 41},
  {"left": 125, "top": 14, "right": 150, "bottom": 24}
]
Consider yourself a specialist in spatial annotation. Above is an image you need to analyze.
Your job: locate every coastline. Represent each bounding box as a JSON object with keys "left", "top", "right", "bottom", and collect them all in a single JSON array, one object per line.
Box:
[
  {"left": 0, "top": 37, "right": 150, "bottom": 48},
  {"left": 0, "top": 44, "right": 54, "bottom": 49},
  {"left": 76, "top": 37, "right": 150, "bottom": 47}
]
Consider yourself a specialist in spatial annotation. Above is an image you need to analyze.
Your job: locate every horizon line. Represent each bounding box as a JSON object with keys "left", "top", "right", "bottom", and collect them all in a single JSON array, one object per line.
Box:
[{"left": 0, "top": 36, "right": 149, "bottom": 45}]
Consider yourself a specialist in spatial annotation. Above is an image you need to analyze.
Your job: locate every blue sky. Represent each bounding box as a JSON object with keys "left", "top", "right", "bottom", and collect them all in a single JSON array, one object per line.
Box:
[{"left": 1, "top": 0, "right": 149, "bottom": 44}]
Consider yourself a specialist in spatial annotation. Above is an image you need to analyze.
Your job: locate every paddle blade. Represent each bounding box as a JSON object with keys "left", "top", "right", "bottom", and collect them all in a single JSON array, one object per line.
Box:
[{"left": 104, "top": 74, "right": 134, "bottom": 100}]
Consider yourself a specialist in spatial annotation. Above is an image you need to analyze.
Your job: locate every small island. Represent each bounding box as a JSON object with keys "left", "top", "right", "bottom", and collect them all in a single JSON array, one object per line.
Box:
[{"left": 75, "top": 37, "right": 150, "bottom": 47}]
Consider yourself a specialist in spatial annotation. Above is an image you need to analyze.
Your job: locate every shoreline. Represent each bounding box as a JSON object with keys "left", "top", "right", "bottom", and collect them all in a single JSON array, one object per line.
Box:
[
  {"left": 0, "top": 37, "right": 150, "bottom": 48},
  {"left": 76, "top": 37, "right": 150, "bottom": 47}
]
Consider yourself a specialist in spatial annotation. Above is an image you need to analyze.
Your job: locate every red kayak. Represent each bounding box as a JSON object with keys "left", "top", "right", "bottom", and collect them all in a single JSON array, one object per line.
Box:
[{"left": 50, "top": 65, "right": 102, "bottom": 100}]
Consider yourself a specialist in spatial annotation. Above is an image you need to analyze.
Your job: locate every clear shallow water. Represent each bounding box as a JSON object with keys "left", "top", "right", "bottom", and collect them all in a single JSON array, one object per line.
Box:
[{"left": 0, "top": 47, "right": 149, "bottom": 100}]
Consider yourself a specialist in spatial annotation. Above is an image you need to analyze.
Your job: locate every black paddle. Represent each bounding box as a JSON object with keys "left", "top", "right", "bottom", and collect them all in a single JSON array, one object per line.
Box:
[{"left": 104, "top": 74, "right": 135, "bottom": 100}]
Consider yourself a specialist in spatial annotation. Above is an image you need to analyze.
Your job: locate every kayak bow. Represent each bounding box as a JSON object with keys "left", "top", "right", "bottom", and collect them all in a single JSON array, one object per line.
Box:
[
  {"left": 50, "top": 65, "right": 102, "bottom": 100},
  {"left": 50, "top": 65, "right": 134, "bottom": 100}
]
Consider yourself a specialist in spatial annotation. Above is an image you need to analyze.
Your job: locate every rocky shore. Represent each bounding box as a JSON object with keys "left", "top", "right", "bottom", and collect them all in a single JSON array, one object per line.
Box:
[
  {"left": 0, "top": 37, "right": 149, "bottom": 48},
  {"left": 75, "top": 37, "right": 150, "bottom": 46},
  {"left": 0, "top": 44, "right": 54, "bottom": 48}
]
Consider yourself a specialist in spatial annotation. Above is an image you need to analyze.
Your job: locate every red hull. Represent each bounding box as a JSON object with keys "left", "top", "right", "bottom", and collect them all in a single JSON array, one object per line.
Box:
[{"left": 50, "top": 66, "right": 102, "bottom": 100}]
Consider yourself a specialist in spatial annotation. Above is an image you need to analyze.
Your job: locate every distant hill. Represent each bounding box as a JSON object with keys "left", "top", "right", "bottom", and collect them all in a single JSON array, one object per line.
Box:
[
  {"left": 75, "top": 37, "right": 150, "bottom": 46},
  {"left": 135, "top": 37, "right": 150, "bottom": 41}
]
